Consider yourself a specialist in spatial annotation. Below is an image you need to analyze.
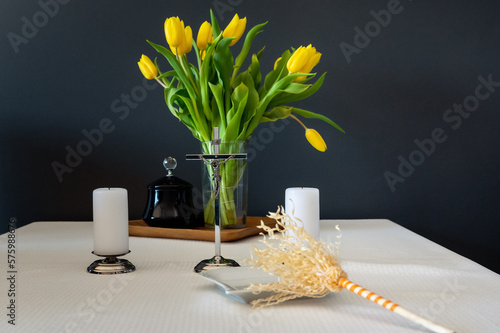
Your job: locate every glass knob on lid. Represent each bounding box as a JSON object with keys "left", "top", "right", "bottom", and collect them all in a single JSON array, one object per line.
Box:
[{"left": 163, "top": 157, "right": 177, "bottom": 176}]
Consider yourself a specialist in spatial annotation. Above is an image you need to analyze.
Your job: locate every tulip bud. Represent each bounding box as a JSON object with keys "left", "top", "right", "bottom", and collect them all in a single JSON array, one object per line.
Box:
[
  {"left": 165, "top": 16, "right": 185, "bottom": 50},
  {"left": 302, "top": 50, "right": 321, "bottom": 73},
  {"left": 137, "top": 54, "right": 158, "bottom": 80},
  {"left": 178, "top": 25, "right": 193, "bottom": 56},
  {"left": 305, "top": 128, "right": 327, "bottom": 152},
  {"left": 196, "top": 21, "right": 213, "bottom": 50},
  {"left": 223, "top": 14, "right": 247, "bottom": 46},
  {"left": 287, "top": 44, "right": 322, "bottom": 80}
]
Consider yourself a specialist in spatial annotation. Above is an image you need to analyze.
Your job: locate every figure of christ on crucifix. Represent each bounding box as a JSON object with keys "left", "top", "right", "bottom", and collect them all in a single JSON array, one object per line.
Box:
[{"left": 199, "top": 154, "right": 234, "bottom": 200}]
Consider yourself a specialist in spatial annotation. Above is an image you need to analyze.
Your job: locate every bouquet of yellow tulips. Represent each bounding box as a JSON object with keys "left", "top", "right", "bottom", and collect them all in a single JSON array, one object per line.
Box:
[{"left": 138, "top": 10, "right": 344, "bottom": 226}]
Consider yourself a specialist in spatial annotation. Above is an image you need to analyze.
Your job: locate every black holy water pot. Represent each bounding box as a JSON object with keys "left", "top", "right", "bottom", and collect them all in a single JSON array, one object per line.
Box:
[{"left": 142, "top": 157, "right": 202, "bottom": 228}]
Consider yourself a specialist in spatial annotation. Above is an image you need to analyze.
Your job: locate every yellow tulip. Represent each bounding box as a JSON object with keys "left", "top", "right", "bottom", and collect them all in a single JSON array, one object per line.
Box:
[
  {"left": 287, "top": 44, "right": 322, "bottom": 80},
  {"left": 137, "top": 54, "right": 157, "bottom": 80},
  {"left": 223, "top": 14, "right": 247, "bottom": 46},
  {"left": 305, "top": 128, "right": 327, "bottom": 152},
  {"left": 169, "top": 25, "right": 192, "bottom": 57},
  {"left": 290, "top": 114, "right": 327, "bottom": 152},
  {"left": 196, "top": 21, "right": 213, "bottom": 50},
  {"left": 165, "top": 17, "right": 185, "bottom": 49},
  {"left": 178, "top": 25, "right": 193, "bottom": 56}
]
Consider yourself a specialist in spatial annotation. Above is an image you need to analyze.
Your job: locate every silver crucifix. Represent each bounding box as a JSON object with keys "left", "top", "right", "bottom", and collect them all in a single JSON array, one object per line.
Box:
[{"left": 186, "top": 127, "right": 247, "bottom": 273}]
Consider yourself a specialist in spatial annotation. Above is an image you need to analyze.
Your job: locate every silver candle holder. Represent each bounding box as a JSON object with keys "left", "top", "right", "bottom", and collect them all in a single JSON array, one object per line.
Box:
[
  {"left": 89, "top": 187, "right": 135, "bottom": 274},
  {"left": 87, "top": 251, "right": 135, "bottom": 274}
]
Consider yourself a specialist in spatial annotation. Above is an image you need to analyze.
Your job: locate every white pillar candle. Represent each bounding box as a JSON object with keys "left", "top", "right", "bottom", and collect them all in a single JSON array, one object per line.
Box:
[
  {"left": 285, "top": 187, "right": 320, "bottom": 239},
  {"left": 92, "top": 188, "right": 129, "bottom": 256}
]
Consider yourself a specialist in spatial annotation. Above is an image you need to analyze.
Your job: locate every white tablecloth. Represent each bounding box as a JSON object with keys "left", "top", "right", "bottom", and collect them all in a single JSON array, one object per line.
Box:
[{"left": 1, "top": 219, "right": 499, "bottom": 332}]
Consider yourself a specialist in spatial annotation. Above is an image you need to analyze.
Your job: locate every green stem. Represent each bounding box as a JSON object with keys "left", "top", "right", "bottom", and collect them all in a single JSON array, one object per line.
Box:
[
  {"left": 201, "top": 143, "right": 246, "bottom": 227},
  {"left": 180, "top": 56, "right": 200, "bottom": 97},
  {"left": 289, "top": 114, "right": 307, "bottom": 130},
  {"left": 155, "top": 77, "right": 167, "bottom": 89}
]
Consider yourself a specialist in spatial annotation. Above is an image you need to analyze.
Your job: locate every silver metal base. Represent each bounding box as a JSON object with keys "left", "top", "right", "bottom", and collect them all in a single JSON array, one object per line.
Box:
[
  {"left": 194, "top": 256, "right": 240, "bottom": 273},
  {"left": 87, "top": 251, "right": 135, "bottom": 274}
]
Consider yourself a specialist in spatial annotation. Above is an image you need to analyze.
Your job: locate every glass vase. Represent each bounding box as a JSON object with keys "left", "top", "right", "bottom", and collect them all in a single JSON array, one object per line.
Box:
[{"left": 201, "top": 140, "right": 248, "bottom": 229}]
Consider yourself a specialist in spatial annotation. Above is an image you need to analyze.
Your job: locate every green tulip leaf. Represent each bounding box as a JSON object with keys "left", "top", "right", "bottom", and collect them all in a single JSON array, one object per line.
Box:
[
  {"left": 165, "top": 89, "right": 200, "bottom": 140},
  {"left": 267, "top": 72, "right": 326, "bottom": 109},
  {"left": 176, "top": 95, "right": 198, "bottom": 124},
  {"left": 232, "top": 22, "right": 267, "bottom": 81},
  {"left": 213, "top": 38, "right": 234, "bottom": 89},
  {"left": 292, "top": 107, "right": 345, "bottom": 133},
  {"left": 157, "top": 70, "right": 176, "bottom": 80},
  {"left": 260, "top": 106, "right": 292, "bottom": 123},
  {"left": 279, "top": 82, "right": 311, "bottom": 94},
  {"left": 178, "top": 112, "right": 201, "bottom": 140},
  {"left": 187, "top": 61, "right": 200, "bottom": 82},
  {"left": 154, "top": 58, "right": 171, "bottom": 87},
  {"left": 226, "top": 83, "right": 249, "bottom": 140},
  {"left": 200, "top": 35, "right": 224, "bottom": 126},
  {"left": 148, "top": 41, "right": 194, "bottom": 96},
  {"left": 228, "top": 82, "right": 248, "bottom": 120},
  {"left": 210, "top": 97, "right": 220, "bottom": 128},
  {"left": 248, "top": 53, "right": 262, "bottom": 90},
  {"left": 165, "top": 88, "right": 180, "bottom": 118},
  {"left": 256, "top": 46, "right": 265, "bottom": 60},
  {"left": 231, "top": 82, "right": 249, "bottom": 104},
  {"left": 208, "top": 82, "right": 226, "bottom": 131},
  {"left": 210, "top": 9, "right": 222, "bottom": 39},
  {"left": 240, "top": 73, "right": 259, "bottom": 125},
  {"left": 244, "top": 71, "right": 302, "bottom": 138},
  {"left": 263, "top": 50, "right": 292, "bottom": 94}
]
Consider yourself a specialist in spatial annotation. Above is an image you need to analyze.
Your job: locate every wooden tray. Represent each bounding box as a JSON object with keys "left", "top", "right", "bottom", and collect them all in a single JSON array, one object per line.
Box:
[{"left": 129, "top": 216, "right": 276, "bottom": 242}]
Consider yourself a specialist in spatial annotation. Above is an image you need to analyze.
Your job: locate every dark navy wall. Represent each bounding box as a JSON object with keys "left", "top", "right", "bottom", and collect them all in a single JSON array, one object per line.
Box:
[{"left": 2, "top": 0, "right": 499, "bottom": 273}]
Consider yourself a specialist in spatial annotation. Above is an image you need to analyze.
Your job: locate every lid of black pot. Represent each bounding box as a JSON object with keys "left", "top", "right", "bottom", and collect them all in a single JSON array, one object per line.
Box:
[
  {"left": 148, "top": 175, "right": 193, "bottom": 189},
  {"left": 147, "top": 157, "right": 193, "bottom": 189}
]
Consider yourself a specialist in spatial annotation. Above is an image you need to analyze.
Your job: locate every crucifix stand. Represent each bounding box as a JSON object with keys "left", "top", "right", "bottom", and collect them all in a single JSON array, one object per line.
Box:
[{"left": 186, "top": 128, "right": 247, "bottom": 273}]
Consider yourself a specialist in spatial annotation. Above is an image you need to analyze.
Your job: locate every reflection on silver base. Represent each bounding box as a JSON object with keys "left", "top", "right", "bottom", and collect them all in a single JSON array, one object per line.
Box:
[
  {"left": 87, "top": 251, "right": 135, "bottom": 274},
  {"left": 194, "top": 256, "right": 240, "bottom": 273}
]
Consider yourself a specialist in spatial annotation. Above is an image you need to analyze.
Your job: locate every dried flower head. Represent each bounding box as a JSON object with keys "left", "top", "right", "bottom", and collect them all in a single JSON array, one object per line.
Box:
[{"left": 245, "top": 207, "right": 347, "bottom": 308}]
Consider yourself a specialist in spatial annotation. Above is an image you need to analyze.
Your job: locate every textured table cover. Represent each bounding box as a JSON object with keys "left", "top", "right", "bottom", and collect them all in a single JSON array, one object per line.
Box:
[{"left": 1, "top": 219, "right": 499, "bottom": 333}]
